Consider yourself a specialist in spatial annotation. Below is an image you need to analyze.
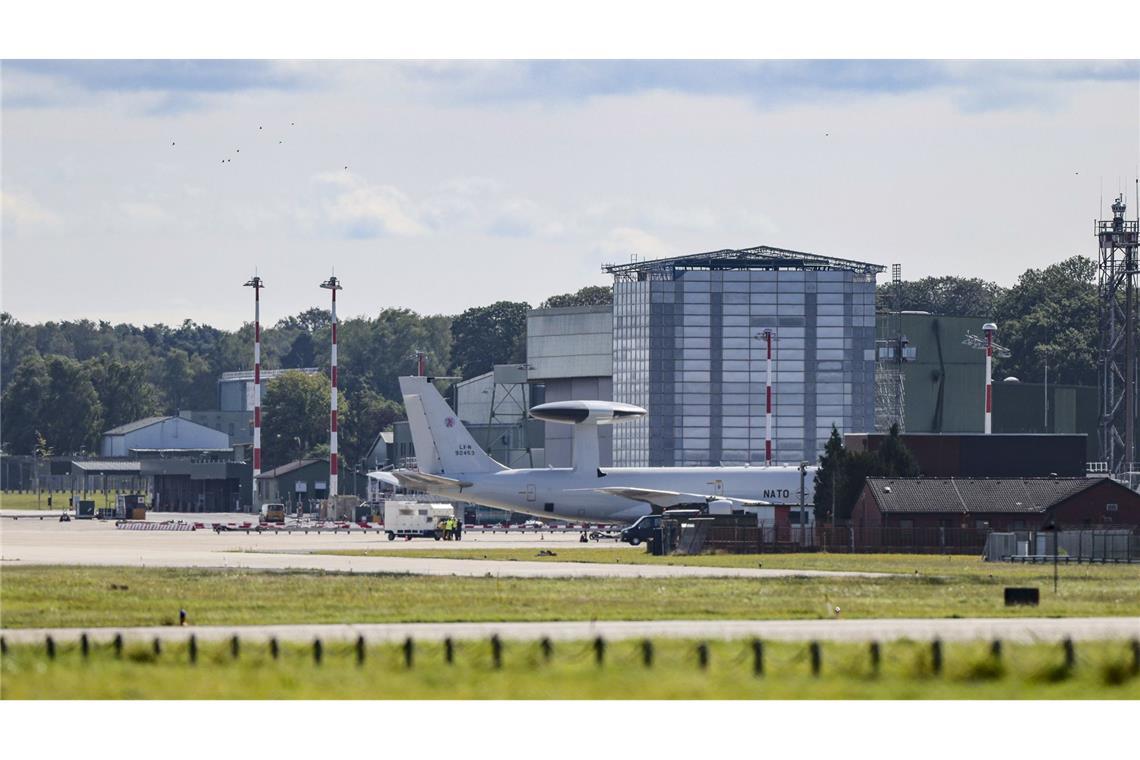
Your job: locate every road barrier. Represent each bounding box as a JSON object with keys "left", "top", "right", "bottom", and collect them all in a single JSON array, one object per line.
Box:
[{"left": 115, "top": 521, "right": 194, "bottom": 531}]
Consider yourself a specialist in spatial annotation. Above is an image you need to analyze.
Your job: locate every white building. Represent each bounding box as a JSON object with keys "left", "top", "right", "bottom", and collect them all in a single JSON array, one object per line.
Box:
[{"left": 100, "top": 416, "right": 231, "bottom": 457}]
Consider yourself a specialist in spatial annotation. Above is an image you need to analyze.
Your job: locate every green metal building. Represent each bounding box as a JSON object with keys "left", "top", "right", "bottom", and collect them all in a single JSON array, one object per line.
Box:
[{"left": 878, "top": 313, "right": 1099, "bottom": 461}]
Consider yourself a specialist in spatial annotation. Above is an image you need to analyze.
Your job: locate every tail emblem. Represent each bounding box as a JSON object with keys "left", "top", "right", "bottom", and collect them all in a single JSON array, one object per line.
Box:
[{"left": 445, "top": 416, "right": 456, "bottom": 428}]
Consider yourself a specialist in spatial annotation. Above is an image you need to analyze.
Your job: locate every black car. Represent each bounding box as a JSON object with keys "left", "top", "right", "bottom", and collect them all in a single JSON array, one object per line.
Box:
[{"left": 620, "top": 514, "right": 662, "bottom": 546}]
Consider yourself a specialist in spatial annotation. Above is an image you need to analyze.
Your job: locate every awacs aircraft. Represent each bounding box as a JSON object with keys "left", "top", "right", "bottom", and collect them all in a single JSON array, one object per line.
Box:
[{"left": 373, "top": 376, "right": 814, "bottom": 524}]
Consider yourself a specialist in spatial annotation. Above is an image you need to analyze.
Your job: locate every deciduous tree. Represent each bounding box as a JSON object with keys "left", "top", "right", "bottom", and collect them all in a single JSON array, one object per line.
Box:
[{"left": 450, "top": 301, "right": 529, "bottom": 379}]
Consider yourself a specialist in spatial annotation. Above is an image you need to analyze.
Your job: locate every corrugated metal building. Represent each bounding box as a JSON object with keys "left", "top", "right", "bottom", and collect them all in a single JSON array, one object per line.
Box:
[
  {"left": 876, "top": 313, "right": 1100, "bottom": 459},
  {"left": 100, "top": 416, "right": 230, "bottom": 457},
  {"left": 527, "top": 305, "right": 614, "bottom": 467},
  {"left": 255, "top": 459, "right": 329, "bottom": 508},
  {"left": 606, "top": 246, "right": 882, "bottom": 467}
]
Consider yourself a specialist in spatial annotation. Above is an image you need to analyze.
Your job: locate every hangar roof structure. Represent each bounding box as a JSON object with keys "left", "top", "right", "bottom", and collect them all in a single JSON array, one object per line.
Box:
[{"left": 603, "top": 244, "right": 885, "bottom": 279}]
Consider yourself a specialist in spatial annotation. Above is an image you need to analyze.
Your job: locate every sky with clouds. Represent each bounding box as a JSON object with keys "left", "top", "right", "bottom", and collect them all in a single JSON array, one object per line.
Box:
[{"left": 2, "top": 60, "right": 1138, "bottom": 329}]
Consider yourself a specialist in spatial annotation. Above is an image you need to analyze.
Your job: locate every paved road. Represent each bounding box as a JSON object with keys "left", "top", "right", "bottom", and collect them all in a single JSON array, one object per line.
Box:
[
  {"left": 3, "top": 617, "right": 1137, "bottom": 644},
  {"left": 1, "top": 517, "right": 885, "bottom": 579}
]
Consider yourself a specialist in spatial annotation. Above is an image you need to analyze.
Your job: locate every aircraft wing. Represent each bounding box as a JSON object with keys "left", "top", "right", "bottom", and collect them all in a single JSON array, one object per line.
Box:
[
  {"left": 380, "top": 470, "right": 473, "bottom": 491},
  {"left": 585, "top": 487, "right": 769, "bottom": 508}
]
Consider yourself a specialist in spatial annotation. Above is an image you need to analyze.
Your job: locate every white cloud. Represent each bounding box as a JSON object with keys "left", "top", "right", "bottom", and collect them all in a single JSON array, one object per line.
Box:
[
  {"left": 315, "top": 172, "right": 427, "bottom": 238},
  {"left": 119, "top": 200, "right": 172, "bottom": 224},
  {"left": 314, "top": 172, "right": 568, "bottom": 241},
  {"left": 2, "top": 62, "right": 1137, "bottom": 327},
  {"left": 1, "top": 190, "right": 62, "bottom": 228},
  {"left": 594, "top": 227, "right": 671, "bottom": 261}
]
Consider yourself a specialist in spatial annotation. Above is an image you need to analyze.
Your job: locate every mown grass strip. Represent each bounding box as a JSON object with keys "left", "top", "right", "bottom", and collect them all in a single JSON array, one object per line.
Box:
[
  {"left": 3, "top": 637, "right": 1138, "bottom": 699},
  {"left": 3, "top": 562, "right": 1136, "bottom": 630}
]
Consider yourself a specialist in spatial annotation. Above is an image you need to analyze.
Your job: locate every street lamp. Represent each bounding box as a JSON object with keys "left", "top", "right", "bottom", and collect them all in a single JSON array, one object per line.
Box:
[{"left": 1043, "top": 520, "right": 1060, "bottom": 594}]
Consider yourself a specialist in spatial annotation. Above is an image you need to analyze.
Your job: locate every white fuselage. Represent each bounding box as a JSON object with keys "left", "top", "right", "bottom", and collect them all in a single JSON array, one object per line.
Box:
[
  {"left": 421, "top": 465, "right": 809, "bottom": 523},
  {"left": 394, "top": 375, "right": 814, "bottom": 524}
]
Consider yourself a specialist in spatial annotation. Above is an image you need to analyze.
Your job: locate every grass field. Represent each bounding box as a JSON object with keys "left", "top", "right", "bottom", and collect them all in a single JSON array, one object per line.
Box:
[
  {"left": 322, "top": 546, "right": 1139, "bottom": 576},
  {"left": 0, "top": 491, "right": 114, "bottom": 510},
  {"left": 3, "top": 561, "right": 1139, "bottom": 629},
  {"left": 4, "top": 637, "right": 1138, "bottom": 699}
]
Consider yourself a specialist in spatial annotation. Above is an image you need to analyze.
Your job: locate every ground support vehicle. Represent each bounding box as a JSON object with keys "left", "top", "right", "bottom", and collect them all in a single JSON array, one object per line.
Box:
[
  {"left": 259, "top": 503, "right": 286, "bottom": 525},
  {"left": 383, "top": 501, "right": 455, "bottom": 541}
]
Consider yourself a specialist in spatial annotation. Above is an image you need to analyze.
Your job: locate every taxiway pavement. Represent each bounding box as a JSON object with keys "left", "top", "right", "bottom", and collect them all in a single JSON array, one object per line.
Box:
[{"left": 1, "top": 515, "right": 886, "bottom": 580}]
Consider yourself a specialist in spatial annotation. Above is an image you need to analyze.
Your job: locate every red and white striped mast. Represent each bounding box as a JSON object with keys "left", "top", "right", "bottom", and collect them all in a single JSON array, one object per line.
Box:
[
  {"left": 320, "top": 275, "right": 343, "bottom": 498},
  {"left": 983, "top": 322, "right": 997, "bottom": 435},
  {"left": 243, "top": 275, "right": 264, "bottom": 510},
  {"left": 756, "top": 328, "right": 775, "bottom": 465}
]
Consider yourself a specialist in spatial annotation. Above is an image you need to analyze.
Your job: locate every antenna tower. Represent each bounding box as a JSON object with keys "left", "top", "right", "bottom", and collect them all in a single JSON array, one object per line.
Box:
[
  {"left": 1097, "top": 193, "right": 1140, "bottom": 477},
  {"left": 874, "top": 264, "right": 909, "bottom": 431}
]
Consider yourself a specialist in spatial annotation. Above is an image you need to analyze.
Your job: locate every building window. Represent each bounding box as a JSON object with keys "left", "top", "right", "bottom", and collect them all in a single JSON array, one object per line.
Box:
[
  {"left": 544, "top": 503, "right": 554, "bottom": 513},
  {"left": 1106, "top": 503, "right": 1118, "bottom": 512},
  {"left": 899, "top": 519, "right": 913, "bottom": 529}
]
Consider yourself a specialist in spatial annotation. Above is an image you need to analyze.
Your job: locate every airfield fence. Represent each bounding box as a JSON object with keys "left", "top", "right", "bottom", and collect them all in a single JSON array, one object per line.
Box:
[
  {"left": 692, "top": 523, "right": 1136, "bottom": 557},
  {"left": 5, "top": 632, "right": 1139, "bottom": 687},
  {"left": 697, "top": 523, "right": 994, "bottom": 555}
]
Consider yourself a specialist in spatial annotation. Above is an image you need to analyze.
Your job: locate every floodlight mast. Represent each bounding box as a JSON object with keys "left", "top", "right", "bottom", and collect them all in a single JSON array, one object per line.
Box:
[
  {"left": 243, "top": 275, "right": 264, "bottom": 511},
  {"left": 984, "top": 323, "right": 996, "bottom": 434},
  {"left": 320, "top": 275, "right": 343, "bottom": 499},
  {"left": 962, "top": 322, "right": 1011, "bottom": 434}
]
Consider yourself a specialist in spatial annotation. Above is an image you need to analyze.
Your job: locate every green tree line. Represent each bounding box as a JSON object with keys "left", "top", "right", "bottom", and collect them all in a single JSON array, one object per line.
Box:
[
  {"left": 0, "top": 260, "right": 1100, "bottom": 463},
  {"left": 876, "top": 255, "right": 1099, "bottom": 386},
  {"left": 0, "top": 285, "right": 612, "bottom": 462}
]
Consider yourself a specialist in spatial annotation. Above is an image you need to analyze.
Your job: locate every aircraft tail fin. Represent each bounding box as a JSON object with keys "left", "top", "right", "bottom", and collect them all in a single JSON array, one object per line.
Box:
[{"left": 398, "top": 376, "right": 506, "bottom": 476}]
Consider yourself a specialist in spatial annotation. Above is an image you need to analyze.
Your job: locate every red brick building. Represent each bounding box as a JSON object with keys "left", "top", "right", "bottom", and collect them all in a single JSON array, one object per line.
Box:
[{"left": 853, "top": 476, "right": 1140, "bottom": 532}]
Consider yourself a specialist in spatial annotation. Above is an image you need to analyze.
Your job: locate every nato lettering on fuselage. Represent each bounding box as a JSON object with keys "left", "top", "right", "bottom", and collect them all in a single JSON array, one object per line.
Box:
[{"left": 762, "top": 489, "right": 791, "bottom": 499}]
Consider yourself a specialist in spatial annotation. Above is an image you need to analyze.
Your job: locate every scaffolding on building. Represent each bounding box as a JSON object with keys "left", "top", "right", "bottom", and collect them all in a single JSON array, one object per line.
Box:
[
  {"left": 483, "top": 364, "right": 535, "bottom": 468},
  {"left": 1097, "top": 192, "right": 1140, "bottom": 480}
]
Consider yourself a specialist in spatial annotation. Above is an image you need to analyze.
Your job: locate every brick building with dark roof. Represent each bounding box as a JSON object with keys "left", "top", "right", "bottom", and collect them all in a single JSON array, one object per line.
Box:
[{"left": 853, "top": 476, "right": 1140, "bottom": 533}]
